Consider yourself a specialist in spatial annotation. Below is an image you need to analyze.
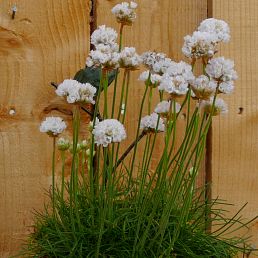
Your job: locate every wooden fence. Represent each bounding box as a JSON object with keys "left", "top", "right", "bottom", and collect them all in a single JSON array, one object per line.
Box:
[{"left": 0, "top": 0, "right": 257, "bottom": 256}]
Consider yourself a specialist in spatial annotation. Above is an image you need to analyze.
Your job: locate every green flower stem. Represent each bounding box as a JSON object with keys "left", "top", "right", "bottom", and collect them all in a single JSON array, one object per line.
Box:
[
  {"left": 117, "top": 70, "right": 127, "bottom": 121},
  {"left": 148, "top": 87, "right": 153, "bottom": 114},
  {"left": 52, "top": 136, "right": 56, "bottom": 215},
  {"left": 119, "top": 24, "right": 124, "bottom": 51},
  {"left": 111, "top": 24, "right": 124, "bottom": 118},
  {"left": 128, "top": 75, "right": 151, "bottom": 188},
  {"left": 69, "top": 104, "right": 81, "bottom": 234},
  {"left": 114, "top": 70, "right": 130, "bottom": 168},
  {"left": 103, "top": 70, "right": 109, "bottom": 119},
  {"left": 89, "top": 68, "right": 103, "bottom": 204},
  {"left": 60, "top": 150, "right": 65, "bottom": 201}
]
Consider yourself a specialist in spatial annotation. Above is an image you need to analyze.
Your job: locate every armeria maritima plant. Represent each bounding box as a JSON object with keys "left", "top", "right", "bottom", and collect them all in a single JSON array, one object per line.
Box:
[{"left": 21, "top": 2, "right": 257, "bottom": 257}]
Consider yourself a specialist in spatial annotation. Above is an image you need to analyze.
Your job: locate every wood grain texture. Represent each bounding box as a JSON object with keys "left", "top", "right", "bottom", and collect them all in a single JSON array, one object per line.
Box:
[
  {"left": 0, "top": 0, "right": 90, "bottom": 256},
  {"left": 96, "top": 0, "right": 208, "bottom": 182},
  {"left": 211, "top": 0, "right": 258, "bottom": 252}
]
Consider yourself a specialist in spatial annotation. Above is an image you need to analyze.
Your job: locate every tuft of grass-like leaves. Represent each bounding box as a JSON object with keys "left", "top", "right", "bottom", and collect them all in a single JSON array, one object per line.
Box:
[{"left": 20, "top": 172, "right": 255, "bottom": 258}]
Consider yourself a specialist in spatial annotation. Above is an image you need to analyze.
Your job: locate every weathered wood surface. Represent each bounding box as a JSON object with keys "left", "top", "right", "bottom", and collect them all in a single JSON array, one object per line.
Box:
[
  {"left": 211, "top": 0, "right": 258, "bottom": 254},
  {"left": 0, "top": 0, "right": 90, "bottom": 256}
]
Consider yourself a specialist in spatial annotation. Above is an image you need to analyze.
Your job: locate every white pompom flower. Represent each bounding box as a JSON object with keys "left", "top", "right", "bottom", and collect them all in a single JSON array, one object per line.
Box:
[
  {"left": 190, "top": 75, "right": 217, "bottom": 100},
  {"left": 158, "top": 61, "right": 194, "bottom": 96},
  {"left": 200, "top": 97, "right": 228, "bottom": 116},
  {"left": 119, "top": 47, "right": 142, "bottom": 70},
  {"left": 154, "top": 100, "right": 181, "bottom": 117},
  {"left": 140, "top": 113, "right": 165, "bottom": 132},
  {"left": 86, "top": 44, "right": 120, "bottom": 69},
  {"left": 182, "top": 31, "right": 218, "bottom": 59},
  {"left": 139, "top": 71, "right": 162, "bottom": 87},
  {"left": 112, "top": 1, "right": 137, "bottom": 25},
  {"left": 198, "top": 18, "right": 230, "bottom": 43},
  {"left": 218, "top": 81, "right": 234, "bottom": 94},
  {"left": 56, "top": 79, "right": 96, "bottom": 104},
  {"left": 91, "top": 25, "right": 118, "bottom": 48},
  {"left": 40, "top": 117, "right": 67, "bottom": 137},
  {"left": 92, "top": 119, "right": 127, "bottom": 147},
  {"left": 205, "top": 57, "right": 238, "bottom": 83},
  {"left": 141, "top": 51, "right": 173, "bottom": 75}
]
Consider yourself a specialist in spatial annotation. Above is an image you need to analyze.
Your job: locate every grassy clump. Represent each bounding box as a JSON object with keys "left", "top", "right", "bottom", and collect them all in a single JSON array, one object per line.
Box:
[{"left": 21, "top": 179, "right": 253, "bottom": 258}]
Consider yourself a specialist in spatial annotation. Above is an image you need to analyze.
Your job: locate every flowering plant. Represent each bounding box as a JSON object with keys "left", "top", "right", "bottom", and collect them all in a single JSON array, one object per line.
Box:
[{"left": 23, "top": 2, "right": 257, "bottom": 257}]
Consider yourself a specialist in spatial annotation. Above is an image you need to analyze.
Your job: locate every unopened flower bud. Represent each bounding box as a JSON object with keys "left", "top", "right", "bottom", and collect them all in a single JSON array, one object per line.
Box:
[{"left": 57, "top": 138, "right": 70, "bottom": 151}]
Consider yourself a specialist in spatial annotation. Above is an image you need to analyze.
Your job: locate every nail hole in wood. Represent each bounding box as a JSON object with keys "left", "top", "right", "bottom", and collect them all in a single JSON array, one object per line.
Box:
[{"left": 238, "top": 107, "right": 244, "bottom": 114}]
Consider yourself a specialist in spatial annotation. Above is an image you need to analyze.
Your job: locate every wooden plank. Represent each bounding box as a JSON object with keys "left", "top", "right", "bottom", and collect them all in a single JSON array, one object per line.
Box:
[
  {"left": 96, "top": 0, "right": 208, "bottom": 184},
  {"left": 211, "top": 0, "right": 258, "bottom": 252},
  {"left": 0, "top": 0, "right": 90, "bottom": 256}
]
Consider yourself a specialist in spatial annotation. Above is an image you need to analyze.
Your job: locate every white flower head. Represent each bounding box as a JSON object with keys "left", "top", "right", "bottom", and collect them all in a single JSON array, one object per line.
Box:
[
  {"left": 140, "top": 113, "right": 165, "bottom": 132},
  {"left": 141, "top": 51, "right": 172, "bottom": 75},
  {"left": 86, "top": 44, "right": 120, "bottom": 69},
  {"left": 56, "top": 79, "right": 96, "bottom": 104},
  {"left": 158, "top": 61, "right": 194, "bottom": 96},
  {"left": 92, "top": 119, "right": 126, "bottom": 147},
  {"left": 182, "top": 31, "right": 218, "bottom": 59},
  {"left": 198, "top": 18, "right": 230, "bottom": 43},
  {"left": 139, "top": 71, "right": 162, "bottom": 87},
  {"left": 154, "top": 100, "right": 181, "bottom": 116},
  {"left": 119, "top": 47, "right": 142, "bottom": 69},
  {"left": 57, "top": 138, "right": 70, "bottom": 151},
  {"left": 40, "top": 117, "right": 67, "bottom": 136},
  {"left": 218, "top": 81, "right": 234, "bottom": 94},
  {"left": 205, "top": 57, "right": 238, "bottom": 83},
  {"left": 200, "top": 97, "right": 228, "bottom": 116},
  {"left": 91, "top": 25, "right": 118, "bottom": 48},
  {"left": 112, "top": 1, "right": 137, "bottom": 25},
  {"left": 190, "top": 75, "right": 217, "bottom": 100}
]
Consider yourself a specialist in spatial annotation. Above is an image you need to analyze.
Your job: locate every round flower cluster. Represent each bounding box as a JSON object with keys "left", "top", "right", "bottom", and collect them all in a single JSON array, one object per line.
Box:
[
  {"left": 86, "top": 44, "right": 120, "bottom": 69},
  {"left": 154, "top": 100, "right": 181, "bottom": 117},
  {"left": 139, "top": 71, "right": 162, "bottom": 87},
  {"left": 182, "top": 31, "right": 218, "bottom": 59},
  {"left": 40, "top": 117, "right": 67, "bottom": 136},
  {"left": 205, "top": 57, "right": 237, "bottom": 94},
  {"left": 141, "top": 51, "right": 173, "bottom": 75},
  {"left": 56, "top": 79, "right": 96, "bottom": 104},
  {"left": 158, "top": 61, "right": 194, "bottom": 96},
  {"left": 182, "top": 18, "right": 230, "bottom": 59},
  {"left": 111, "top": 1, "right": 137, "bottom": 26},
  {"left": 91, "top": 25, "right": 118, "bottom": 49},
  {"left": 140, "top": 113, "right": 165, "bottom": 132},
  {"left": 86, "top": 25, "right": 120, "bottom": 69},
  {"left": 198, "top": 18, "right": 230, "bottom": 43},
  {"left": 200, "top": 97, "right": 228, "bottom": 116},
  {"left": 190, "top": 75, "right": 217, "bottom": 100},
  {"left": 92, "top": 119, "right": 127, "bottom": 147},
  {"left": 119, "top": 47, "right": 142, "bottom": 69}
]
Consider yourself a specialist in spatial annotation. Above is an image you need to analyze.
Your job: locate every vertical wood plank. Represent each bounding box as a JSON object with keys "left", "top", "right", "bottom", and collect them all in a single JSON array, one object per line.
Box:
[
  {"left": 0, "top": 0, "right": 90, "bottom": 256},
  {"left": 211, "top": 0, "right": 258, "bottom": 251}
]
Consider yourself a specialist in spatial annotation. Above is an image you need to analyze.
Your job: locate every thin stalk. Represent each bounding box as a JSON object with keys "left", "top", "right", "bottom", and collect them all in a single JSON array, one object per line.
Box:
[
  {"left": 52, "top": 137, "right": 56, "bottom": 214},
  {"left": 60, "top": 151, "right": 65, "bottom": 201},
  {"left": 111, "top": 24, "right": 124, "bottom": 118},
  {"left": 103, "top": 70, "right": 109, "bottom": 119},
  {"left": 128, "top": 81, "right": 150, "bottom": 187},
  {"left": 117, "top": 70, "right": 127, "bottom": 121}
]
